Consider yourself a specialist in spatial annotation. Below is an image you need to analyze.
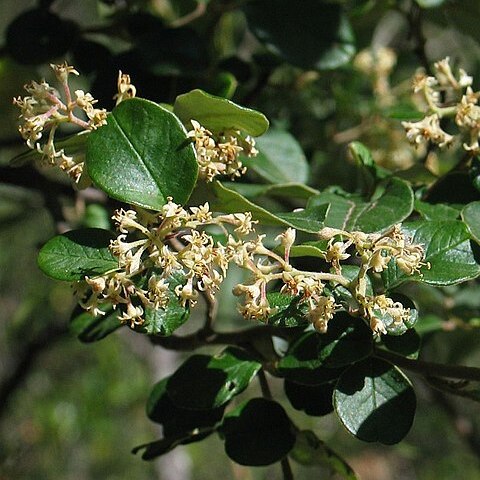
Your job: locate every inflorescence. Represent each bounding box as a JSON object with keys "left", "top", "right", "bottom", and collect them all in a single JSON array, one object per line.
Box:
[
  {"left": 402, "top": 57, "right": 480, "bottom": 154},
  {"left": 79, "top": 200, "right": 428, "bottom": 335}
]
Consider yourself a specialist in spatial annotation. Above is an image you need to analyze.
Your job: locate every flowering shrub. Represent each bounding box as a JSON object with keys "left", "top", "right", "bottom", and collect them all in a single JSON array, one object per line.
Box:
[{"left": 5, "top": 1, "right": 480, "bottom": 478}]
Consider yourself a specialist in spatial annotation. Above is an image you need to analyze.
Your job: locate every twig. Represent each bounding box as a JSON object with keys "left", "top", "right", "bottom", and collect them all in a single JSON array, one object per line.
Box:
[{"left": 375, "top": 348, "right": 480, "bottom": 382}]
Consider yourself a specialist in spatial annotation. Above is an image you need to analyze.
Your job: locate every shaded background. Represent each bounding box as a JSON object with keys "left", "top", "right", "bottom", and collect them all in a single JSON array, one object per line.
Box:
[{"left": 1, "top": 1, "right": 480, "bottom": 479}]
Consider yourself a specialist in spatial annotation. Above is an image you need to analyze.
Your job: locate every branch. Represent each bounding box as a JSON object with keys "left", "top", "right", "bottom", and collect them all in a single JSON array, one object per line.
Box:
[
  {"left": 375, "top": 348, "right": 480, "bottom": 382},
  {"left": 150, "top": 324, "right": 297, "bottom": 351}
]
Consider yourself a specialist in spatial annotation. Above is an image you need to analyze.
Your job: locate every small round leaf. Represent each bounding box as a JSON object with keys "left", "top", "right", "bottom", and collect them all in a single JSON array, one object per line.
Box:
[
  {"left": 86, "top": 98, "right": 198, "bottom": 210},
  {"left": 221, "top": 398, "right": 295, "bottom": 466},
  {"left": 334, "top": 358, "right": 416, "bottom": 444}
]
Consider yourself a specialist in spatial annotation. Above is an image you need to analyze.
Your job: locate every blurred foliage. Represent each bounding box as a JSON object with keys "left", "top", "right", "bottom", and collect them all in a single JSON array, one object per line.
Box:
[{"left": 2, "top": 0, "right": 480, "bottom": 479}]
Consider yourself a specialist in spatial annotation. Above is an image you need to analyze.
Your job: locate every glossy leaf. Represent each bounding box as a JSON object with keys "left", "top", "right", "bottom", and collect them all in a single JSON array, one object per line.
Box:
[
  {"left": 243, "top": 1, "right": 355, "bottom": 70},
  {"left": 290, "top": 430, "right": 358, "bottom": 479},
  {"left": 86, "top": 98, "right": 198, "bottom": 210},
  {"left": 6, "top": 9, "right": 78, "bottom": 65},
  {"left": 173, "top": 89, "right": 269, "bottom": 136},
  {"left": 38, "top": 228, "right": 117, "bottom": 281},
  {"left": 380, "top": 329, "right": 421, "bottom": 359},
  {"left": 334, "top": 358, "right": 416, "bottom": 444},
  {"left": 462, "top": 201, "right": 480, "bottom": 244},
  {"left": 212, "top": 181, "right": 327, "bottom": 233},
  {"left": 284, "top": 380, "right": 334, "bottom": 416},
  {"left": 243, "top": 129, "right": 309, "bottom": 184},
  {"left": 70, "top": 306, "right": 122, "bottom": 343},
  {"left": 277, "top": 332, "right": 346, "bottom": 386},
  {"left": 147, "top": 376, "right": 224, "bottom": 437},
  {"left": 167, "top": 348, "right": 261, "bottom": 410},
  {"left": 415, "top": 200, "right": 460, "bottom": 221},
  {"left": 378, "top": 294, "right": 418, "bottom": 336},
  {"left": 317, "top": 312, "right": 373, "bottom": 368},
  {"left": 222, "top": 182, "right": 319, "bottom": 201},
  {"left": 221, "top": 398, "right": 295, "bottom": 466},
  {"left": 307, "top": 178, "right": 414, "bottom": 233},
  {"left": 136, "top": 274, "right": 190, "bottom": 336},
  {"left": 382, "top": 221, "right": 480, "bottom": 288},
  {"left": 266, "top": 293, "right": 309, "bottom": 328}
]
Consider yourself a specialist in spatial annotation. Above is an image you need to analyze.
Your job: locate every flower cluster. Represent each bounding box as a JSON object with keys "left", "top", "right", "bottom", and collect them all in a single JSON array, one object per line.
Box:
[
  {"left": 319, "top": 224, "right": 429, "bottom": 334},
  {"left": 187, "top": 120, "right": 258, "bottom": 182},
  {"left": 78, "top": 196, "right": 427, "bottom": 335},
  {"left": 402, "top": 57, "right": 480, "bottom": 154},
  {"left": 79, "top": 199, "right": 259, "bottom": 327},
  {"left": 13, "top": 63, "right": 108, "bottom": 182}
]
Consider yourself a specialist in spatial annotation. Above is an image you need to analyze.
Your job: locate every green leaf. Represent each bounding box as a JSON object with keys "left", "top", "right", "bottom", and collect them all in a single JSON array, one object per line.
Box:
[
  {"left": 86, "top": 98, "right": 198, "bottom": 210},
  {"left": 382, "top": 220, "right": 480, "bottom": 288},
  {"left": 307, "top": 178, "right": 414, "bottom": 233},
  {"left": 290, "top": 430, "right": 358, "bottom": 479},
  {"left": 370, "top": 294, "right": 419, "bottom": 336},
  {"left": 380, "top": 329, "right": 421, "bottom": 359},
  {"left": 284, "top": 380, "right": 334, "bottom": 416},
  {"left": 10, "top": 131, "right": 88, "bottom": 167},
  {"left": 167, "top": 348, "right": 261, "bottom": 410},
  {"left": 211, "top": 181, "right": 327, "bottom": 233},
  {"left": 173, "top": 89, "right": 269, "bottom": 136},
  {"left": 334, "top": 358, "right": 416, "bottom": 444},
  {"left": 317, "top": 312, "right": 373, "bottom": 368},
  {"left": 277, "top": 332, "right": 346, "bottom": 386},
  {"left": 70, "top": 306, "right": 122, "bottom": 343},
  {"left": 266, "top": 293, "right": 309, "bottom": 328},
  {"left": 243, "top": 129, "right": 309, "bottom": 184},
  {"left": 221, "top": 398, "right": 295, "bottom": 466},
  {"left": 137, "top": 274, "right": 190, "bottom": 336},
  {"left": 133, "top": 428, "right": 216, "bottom": 460},
  {"left": 348, "top": 142, "right": 388, "bottom": 193},
  {"left": 462, "top": 201, "right": 480, "bottom": 244},
  {"left": 415, "top": 200, "right": 460, "bottom": 221},
  {"left": 386, "top": 103, "right": 424, "bottom": 121},
  {"left": 147, "top": 377, "right": 224, "bottom": 436},
  {"left": 290, "top": 241, "right": 328, "bottom": 259},
  {"left": 6, "top": 9, "right": 78, "bottom": 65},
  {"left": 243, "top": 1, "right": 356, "bottom": 70},
  {"left": 38, "top": 228, "right": 117, "bottom": 281},
  {"left": 222, "top": 182, "right": 319, "bottom": 201}
]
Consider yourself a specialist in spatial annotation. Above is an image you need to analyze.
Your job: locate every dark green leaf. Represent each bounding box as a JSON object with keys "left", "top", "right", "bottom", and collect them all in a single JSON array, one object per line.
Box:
[
  {"left": 10, "top": 131, "right": 88, "bottom": 167},
  {"left": 243, "top": 129, "right": 309, "bottom": 184},
  {"left": 6, "top": 9, "right": 78, "bottom": 65},
  {"left": 278, "top": 332, "right": 346, "bottom": 386},
  {"left": 70, "top": 306, "right": 122, "bottom": 343},
  {"left": 211, "top": 181, "right": 327, "bottom": 233},
  {"left": 317, "top": 312, "right": 373, "bottom": 368},
  {"left": 167, "top": 348, "right": 261, "bottom": 410},
  {"left": 173, "top": 89, "right": 269, "bottom": 136},
  {"left": 133, "top": 428, "right": 216, "bottom": 460},
  {"left": 86, "top": 98, "right": 198, "bottom": 210},
  {"left": 307, "top": 178, "right": 414, "bottom": 232},
  {"left": 38, "top": 228, "right": 117, "bottom": 281},
  {"left": 382, "top": 221, "right": 480, "bottom": 288},
  {"left": 243, "top": 1, "right": 356, "bottom": 70},
  {"left": 137, "top": 274, "right": 190, "bottom": 336},
  {"left": 334, "top": 358, "right": 416, "bottom": 444},
  {"left": 348, "top": 142, "right": 388, "bottom": 192},
  {"left": 415, "top": 200, "right": 460, "bottom": 221},
  {"left": 462, "top": 201, "right": 480, "bottom": 244},
  {"left": 380, "top": 329, "right": 421, "bottom": 359},
  {"left": 284, "top": 380, "right": 334, "bottom": 416},
  {"left": 221, "top": 398, "right": 295, "bottom": 466},
  {"left": 372, "top": 294, "right": 418, "bottom": 336},
  {"left": 266, "top": 293, "right": 309, "bottom": 328},
  {"left": 147, "top": 377, "right": 224, "bottom": 435},
  {"left": 222, "top": 182, "right": 319, "bottom": 201},
  {"left": 290, "top": 430, "right": 358, "bottom": 479}
]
